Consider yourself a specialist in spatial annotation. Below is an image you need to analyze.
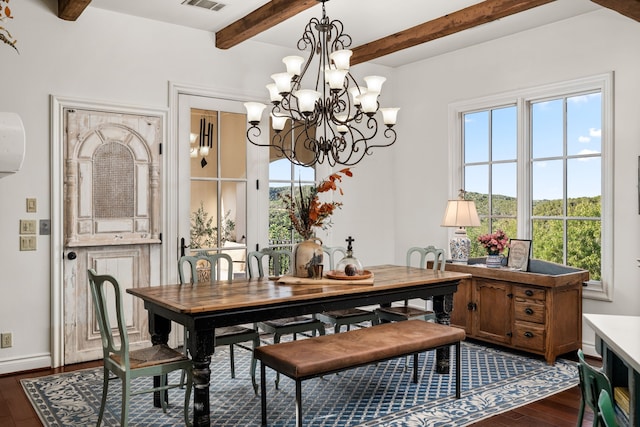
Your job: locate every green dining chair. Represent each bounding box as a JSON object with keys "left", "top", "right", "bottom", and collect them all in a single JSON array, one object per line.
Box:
[
  {"left": 577, "top": 348, "right": 614, "bottom": 427},
  {"left": 375, "top": 245, "right": 445, "bottom": 323},
  {"left": 316, "top": 245, "right": 378, "bottom": 332},
  {"left": 247, "top": 248, "right": 326, "bottom": 389},
  {"left": 598, "top": 389, "right": 619, "bottom": 427},
  {"left": 178, "top": 252, "right": 260, "bottom": 393},
  {"left": 88, "top": 269, "right": 192, "bottom": 427}
]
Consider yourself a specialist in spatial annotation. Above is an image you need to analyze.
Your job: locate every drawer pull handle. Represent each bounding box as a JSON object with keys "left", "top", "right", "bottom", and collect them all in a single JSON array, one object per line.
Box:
[
  {"left": 524, "top": 331, "right": 534, "bottom": 338},
  {"left": 525, "top": 308, "right": 534, "bottom": 315},
  {"left": 525, "top": 290, "right": 534, "bottom": 297}
]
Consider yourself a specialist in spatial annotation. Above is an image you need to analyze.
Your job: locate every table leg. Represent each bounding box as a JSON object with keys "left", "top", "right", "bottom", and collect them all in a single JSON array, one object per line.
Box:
[
  {"left": 149, "top": 313, "right": 171, "bottom": 408},
  {"left": 433, "top": 293, "right": 454, "bottom": 374},
  {"left": 189, "top": 329, "right": 215, "bottom": 427}
]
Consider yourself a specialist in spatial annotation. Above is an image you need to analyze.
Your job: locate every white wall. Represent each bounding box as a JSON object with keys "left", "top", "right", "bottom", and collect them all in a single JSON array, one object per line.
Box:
[
  {"left": 393, "top": 9, "right": 640, "bottom": 354},
  {"left": 0, "top": 0, "right": 395, "bottom": 373}
]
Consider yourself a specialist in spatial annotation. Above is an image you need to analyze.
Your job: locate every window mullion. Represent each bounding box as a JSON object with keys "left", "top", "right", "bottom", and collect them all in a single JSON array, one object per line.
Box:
[{"left": 518, "top": 96, "right": 531, "bottom": 239}]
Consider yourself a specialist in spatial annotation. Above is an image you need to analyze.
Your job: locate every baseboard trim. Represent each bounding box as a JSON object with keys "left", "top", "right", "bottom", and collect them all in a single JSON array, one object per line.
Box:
[{"left": 0, "top": 353, "right": 51, "bottom": 376}]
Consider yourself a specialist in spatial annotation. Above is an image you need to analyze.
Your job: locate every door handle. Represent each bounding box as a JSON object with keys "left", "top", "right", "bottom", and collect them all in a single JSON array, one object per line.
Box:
[
  {"left": 180, "top": 237, "right": 189, "bottom": 258},
  {"left": 67, "top": 251, "right": 77, "bottom": 260}
]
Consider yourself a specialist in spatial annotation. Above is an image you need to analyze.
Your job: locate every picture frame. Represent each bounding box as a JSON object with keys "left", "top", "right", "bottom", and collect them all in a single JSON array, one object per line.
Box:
[{"left": 507, "top": 239, "right": 532, "bottom": 271}]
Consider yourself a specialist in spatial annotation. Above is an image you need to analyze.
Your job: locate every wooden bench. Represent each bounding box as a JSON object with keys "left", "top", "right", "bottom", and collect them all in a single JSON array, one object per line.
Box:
[{"left": 255, "top": 320, "right": 466, "bottom": 427}]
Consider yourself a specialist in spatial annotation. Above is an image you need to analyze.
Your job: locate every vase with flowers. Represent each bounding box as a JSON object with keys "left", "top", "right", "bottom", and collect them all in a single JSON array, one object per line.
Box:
[
  {"left": 477, "top": 229, "right": 509, "bottom": 268},
  {"left": 283, "top": 168, "right": 352, "bottom": 277}
]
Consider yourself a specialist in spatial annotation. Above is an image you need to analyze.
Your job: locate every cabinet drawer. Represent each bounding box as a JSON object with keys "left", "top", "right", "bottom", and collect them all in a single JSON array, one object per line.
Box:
[
  {"left": 514, "top": 299, "right": 546, "bottom": 324},
  {"left": 513, "top": 321, "right": 545, "bottom": 351},
  {"left": 513, "top": 287, "right": 545, "bottom": 301}
]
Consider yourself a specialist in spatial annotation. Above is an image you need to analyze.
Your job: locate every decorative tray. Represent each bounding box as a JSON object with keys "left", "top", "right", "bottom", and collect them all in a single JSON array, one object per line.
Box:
[{"left": 325, "top": 270, "right": 373, "bottom": 280}]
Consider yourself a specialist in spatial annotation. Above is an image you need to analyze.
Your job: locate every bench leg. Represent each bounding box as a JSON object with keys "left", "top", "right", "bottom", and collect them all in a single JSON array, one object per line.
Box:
[
  {"left": 455, "top": 341, "right": 461, "bottom": 399},
  {"left": 261, "top": 362, "right": 267, "bottom": 426},
  {"left": 295, "top": 379, "right": 303, "bottom": 427},
  {"left": 412, "top": 353, "right": 418, "bottom": 383}
]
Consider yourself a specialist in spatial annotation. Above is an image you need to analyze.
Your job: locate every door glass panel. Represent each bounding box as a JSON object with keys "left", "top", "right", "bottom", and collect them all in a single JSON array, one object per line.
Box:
[
  {"left": 189, "top": 108, "right": 247, "bottom": 257},
  {"left": 190, "top": 109, "right": 218, "bottom": 177},
  {"left": 220, "top": 112, "right": 247, "bottom": 179}
]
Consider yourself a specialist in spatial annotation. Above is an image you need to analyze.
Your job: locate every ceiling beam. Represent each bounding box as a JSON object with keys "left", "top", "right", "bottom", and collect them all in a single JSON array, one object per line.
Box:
[
  {"left": 58, "top": 0, "right": 91, "bottom": 21},
  {"left": 351, "top": 0, "right": 555, "bottom": 65},
  {"left": 216, "top": 0, "right": 318, "bottom": 50},
  {"left": 590, "top": 0, "right": 640, "bottom": 22}
]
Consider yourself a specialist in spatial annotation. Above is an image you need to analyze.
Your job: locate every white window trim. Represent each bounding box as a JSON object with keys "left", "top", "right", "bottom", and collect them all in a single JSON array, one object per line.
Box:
[{"left": 448, "top": 72, "right": 613, "bottom": 301}]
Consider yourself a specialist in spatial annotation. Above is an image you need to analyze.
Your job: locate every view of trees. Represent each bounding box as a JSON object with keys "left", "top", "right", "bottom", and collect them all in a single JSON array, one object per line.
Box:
[
  {"left": 268, "top": 188, "right": 602, "bottom": 281},
  {"left": 466, "top": 192, "right": 601, "bottom": 280}
]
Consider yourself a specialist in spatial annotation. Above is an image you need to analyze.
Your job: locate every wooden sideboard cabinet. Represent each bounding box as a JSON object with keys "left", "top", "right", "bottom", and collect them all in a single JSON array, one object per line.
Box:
[{"left": 445, "top": 259, "right": 589, "bottom": 364}]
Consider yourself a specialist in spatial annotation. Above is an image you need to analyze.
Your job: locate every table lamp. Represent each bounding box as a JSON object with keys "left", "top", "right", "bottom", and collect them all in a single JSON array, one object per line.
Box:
[{"left": 441, "top": 191, "right": 481, "bottom": 264}]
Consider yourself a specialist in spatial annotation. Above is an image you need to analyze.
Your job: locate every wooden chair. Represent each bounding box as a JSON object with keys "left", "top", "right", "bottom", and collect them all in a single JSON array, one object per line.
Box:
[
  {"left": 577, "top": 348, "right": 614, "bottom": 427},
  {"left": 247, "top": 248, "right": 326, "bottom": 389},
  {"left": 598, "top": 390, "right": 619, "bottom": 427},
  {"left": 375, "top": 245, "right": 445, "bottom": 323},
  {"left": 316, "top": 245, "right": 378, "bottom": 332},
  {"left": 178, "top": 252, "right": 260, "bottom": 393},
  {"left": 88, "top": 269, "right": 192, "bottom": 427}
]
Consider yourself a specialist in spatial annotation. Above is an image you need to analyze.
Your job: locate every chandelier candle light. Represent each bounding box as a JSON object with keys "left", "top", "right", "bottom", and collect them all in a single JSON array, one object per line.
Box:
[
  {"left": 441, "top": 190, "right": 481, "bottom": 264},
  {"left": 244, "top": 0, "right": 399, "bottom": 167}
]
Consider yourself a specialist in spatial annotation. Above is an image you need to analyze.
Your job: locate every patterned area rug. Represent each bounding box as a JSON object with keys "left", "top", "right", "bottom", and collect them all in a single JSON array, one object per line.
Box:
[{"left": 21, "top": 341, "right": 578, "bottom": 427}]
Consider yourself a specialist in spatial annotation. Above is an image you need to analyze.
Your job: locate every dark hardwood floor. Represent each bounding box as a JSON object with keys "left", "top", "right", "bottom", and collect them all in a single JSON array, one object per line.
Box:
[{"left": 0, "top": 357, "right": 596, "bottom": 426}]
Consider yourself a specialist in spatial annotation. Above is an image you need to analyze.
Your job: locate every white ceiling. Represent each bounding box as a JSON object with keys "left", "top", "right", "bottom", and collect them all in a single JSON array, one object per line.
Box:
[{"left": 89, "top": 0, "right": 601, "bottom": 67}]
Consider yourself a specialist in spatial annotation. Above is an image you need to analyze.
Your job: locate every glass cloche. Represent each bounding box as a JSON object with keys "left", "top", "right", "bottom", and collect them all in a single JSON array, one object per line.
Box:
[{"left": 335, "top": 236, "right": 364, "bottom": 276}]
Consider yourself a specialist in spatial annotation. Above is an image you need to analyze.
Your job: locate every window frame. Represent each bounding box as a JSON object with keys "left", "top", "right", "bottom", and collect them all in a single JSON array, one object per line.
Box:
[{"left": 448, "top": 73, "right": 613, "bottom": 301}]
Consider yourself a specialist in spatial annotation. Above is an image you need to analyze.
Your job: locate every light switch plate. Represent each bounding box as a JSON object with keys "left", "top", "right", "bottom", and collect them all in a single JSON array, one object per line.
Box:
[
  {"left": 20, "top": 236, "right": 36, "bottom": 251},
  {"left": 26, "top": 198, "right": 37, "bottom": 213},
  {"left": 20, "top": 219, "right": 37, "bottom": 234}
]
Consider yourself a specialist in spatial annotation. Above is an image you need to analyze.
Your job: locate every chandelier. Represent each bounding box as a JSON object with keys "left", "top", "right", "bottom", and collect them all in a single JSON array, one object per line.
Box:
[{"left": 244, "top": 0, "right": 399, "bottom": 167}]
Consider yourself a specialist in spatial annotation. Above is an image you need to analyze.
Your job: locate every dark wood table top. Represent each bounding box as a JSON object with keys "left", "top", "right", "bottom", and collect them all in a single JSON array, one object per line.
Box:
[{"left": 127, "top": 264, "right": 470, "bottom": 315}]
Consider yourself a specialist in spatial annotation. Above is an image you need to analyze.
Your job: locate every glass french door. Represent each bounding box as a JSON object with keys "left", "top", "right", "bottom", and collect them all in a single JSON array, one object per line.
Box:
[{"left": 177, "top": 94, "right": 256, "bottom": 279}]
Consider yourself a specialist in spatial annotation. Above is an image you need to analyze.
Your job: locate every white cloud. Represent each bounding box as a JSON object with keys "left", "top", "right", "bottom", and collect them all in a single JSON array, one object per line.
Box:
[
  {"left": 589, "top": 128, "right": 601, "bottom": 137},
  {"left": 578, "top": 136, "right": 590, "bottom": 143}
]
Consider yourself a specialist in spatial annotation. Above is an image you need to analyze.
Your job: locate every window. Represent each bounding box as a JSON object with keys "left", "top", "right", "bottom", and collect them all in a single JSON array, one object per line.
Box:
[
  {"left": 450, "top": 74, "right": 612, "bottom": 300},
  {"left": 268, "top": 123, "right": 315, "bottom": 252}
]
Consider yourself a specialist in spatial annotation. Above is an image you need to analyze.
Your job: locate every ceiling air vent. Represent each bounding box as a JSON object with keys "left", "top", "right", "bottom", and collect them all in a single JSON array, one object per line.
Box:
[{"left": 182, "top": 0, "right": 226, "bottom": 12}]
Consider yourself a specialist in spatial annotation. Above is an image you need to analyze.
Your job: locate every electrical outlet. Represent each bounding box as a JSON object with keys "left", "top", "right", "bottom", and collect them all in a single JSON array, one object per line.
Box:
[{"left": 1, "top": 333, "right": 12, "bottom": 348}]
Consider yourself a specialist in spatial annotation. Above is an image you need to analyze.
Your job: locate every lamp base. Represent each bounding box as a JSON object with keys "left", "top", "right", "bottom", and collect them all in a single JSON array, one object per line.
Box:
[{"left": 449, "top": 229, "right": 471, "bottom": 264}]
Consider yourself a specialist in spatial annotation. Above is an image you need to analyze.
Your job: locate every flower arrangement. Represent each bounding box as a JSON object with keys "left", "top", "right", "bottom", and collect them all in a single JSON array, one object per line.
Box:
[
  {"left": 478, "top": 229, "right": 509, "bottom": 255},
  {"left": 282, "top": 168, "right": 352, "bottom": 240}
]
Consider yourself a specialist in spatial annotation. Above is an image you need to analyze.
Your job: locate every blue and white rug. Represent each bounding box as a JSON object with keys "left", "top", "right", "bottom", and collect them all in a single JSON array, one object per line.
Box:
[{"left": 21, "top": 341, "right": 578, "bottom": 426}]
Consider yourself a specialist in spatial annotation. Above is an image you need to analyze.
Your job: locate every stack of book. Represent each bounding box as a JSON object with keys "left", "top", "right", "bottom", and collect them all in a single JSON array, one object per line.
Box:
[{"left": 614, "top": 386, "right": 630, "bottom": 417}]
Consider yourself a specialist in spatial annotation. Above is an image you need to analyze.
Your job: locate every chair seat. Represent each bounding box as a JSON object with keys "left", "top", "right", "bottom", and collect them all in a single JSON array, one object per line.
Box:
[
  {"left": 110, "top": 344, "right": 189, "bottom": 369},
  {"left": 322, "top": 308, "right": 372, "bottom": 319},
  {"left": 376, "top": 306, "right": 434, "bottom": 319},
  {"left": 260, "top": 316, "right": 320, "bottom": 328},
  {"left": 216, "top": 325, "right": 257, "bottom": 337}
]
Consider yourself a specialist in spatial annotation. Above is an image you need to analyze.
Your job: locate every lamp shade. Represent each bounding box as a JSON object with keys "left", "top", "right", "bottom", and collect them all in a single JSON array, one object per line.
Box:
[{"left": 441, "top": 199, "right": 481, "bottom": 228}]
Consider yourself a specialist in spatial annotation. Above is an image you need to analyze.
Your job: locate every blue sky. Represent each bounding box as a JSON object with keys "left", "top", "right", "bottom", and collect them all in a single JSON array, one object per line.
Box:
[{"left": 463, "top": 92, "right": 601, "bottom": 200}]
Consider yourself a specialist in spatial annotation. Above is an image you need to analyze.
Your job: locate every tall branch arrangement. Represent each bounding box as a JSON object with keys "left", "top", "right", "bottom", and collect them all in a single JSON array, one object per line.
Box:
[
  {"left": 0, "top": 0, "right": 18, "bottom": 53},
  {"left": 283, "top": 168, "right": 352, "bottom": 240}
]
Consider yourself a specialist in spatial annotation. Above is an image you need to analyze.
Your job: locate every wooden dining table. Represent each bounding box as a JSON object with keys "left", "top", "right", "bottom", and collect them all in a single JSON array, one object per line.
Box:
[{"left": 127, "top": 264, "right": 470, "bottom": 427}]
